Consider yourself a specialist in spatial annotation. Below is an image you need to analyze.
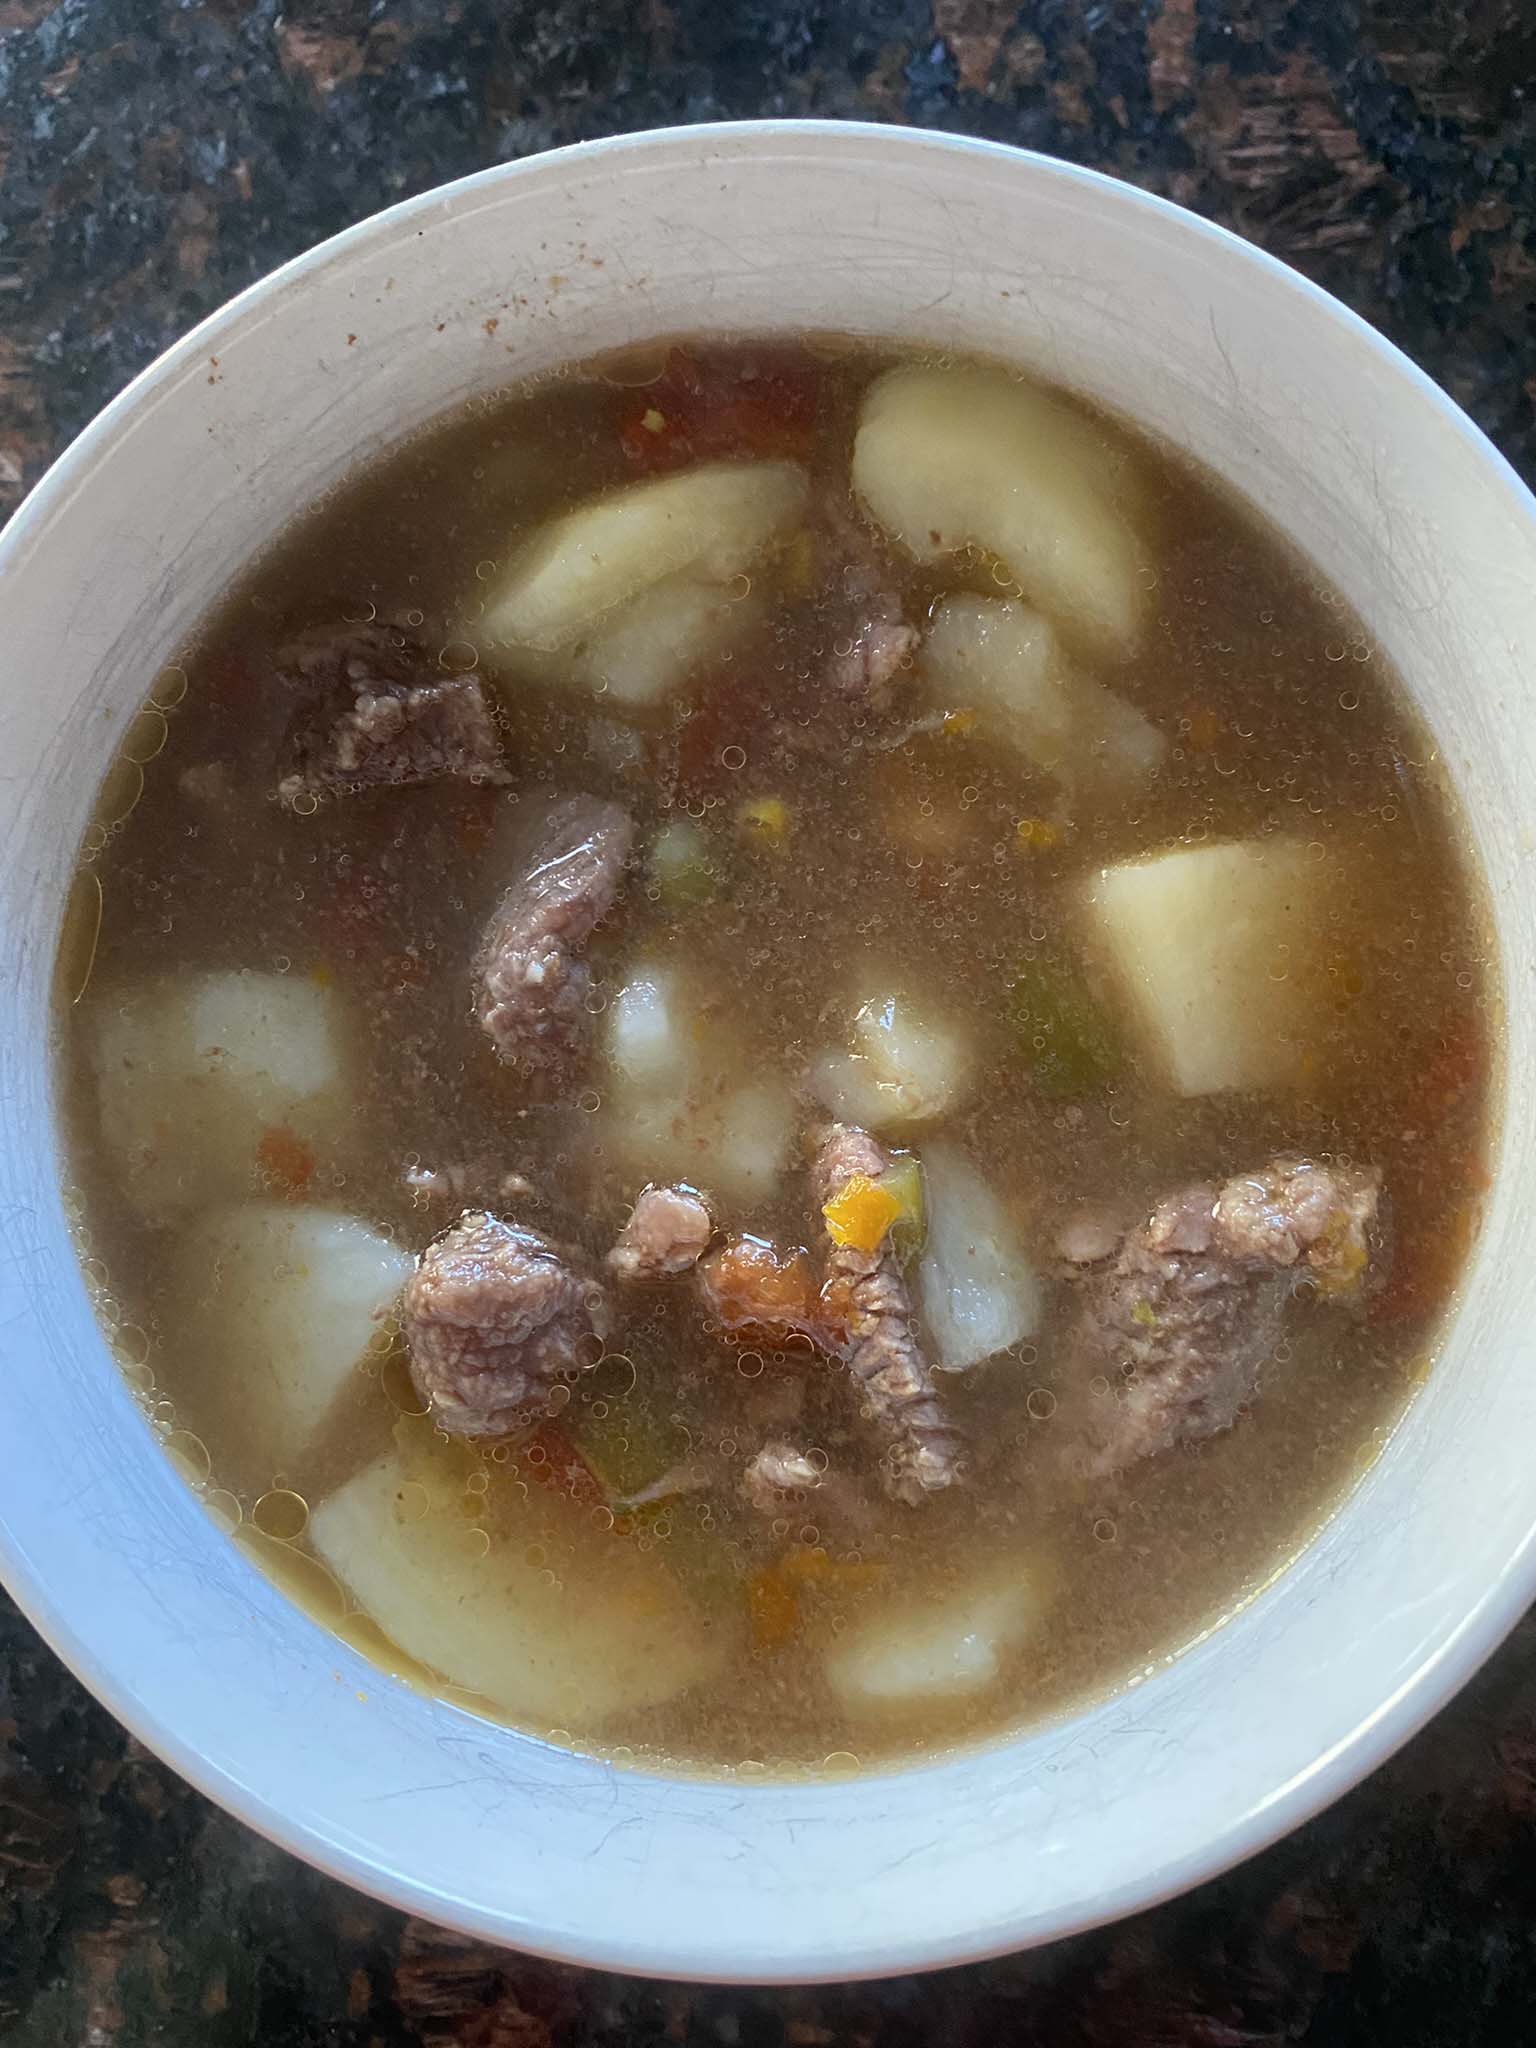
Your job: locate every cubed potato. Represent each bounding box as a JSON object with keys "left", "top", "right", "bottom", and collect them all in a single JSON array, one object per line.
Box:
[
  {"left": 167, "top": 1203, "right": 410, "bottom": 1480},
  {"left": 554, "top": 572, "right": 761, "bottom": 707},
  {"left": 309, "top": 1445, "right": 726, "bottom": 1728},
  {"left": 606, "top": 967, "right": 688, "bottom": 1090},
  {"left": 1082, "top": 838, "right": 1324, "bottom": 1095},
  {"left": 852, "top": 366, "right": 1146, "bottom": 656},
  {"left": 602, "top": 968, "right": 793, "bottom": 1206},
  {"left": 715, "top": 1083, "right": 794, "bottom": 1203},
  {"left": 480, "top": 458, "right": 807, "bottom": 667},
  {"left": 810, "top": 992, "right": 972, "bottom": 1132},
  {"left": 91, "top": 970, "right": 346, "bottom": 1224},
  {"left": 599, "top": 1078, "right": 794, "bottom": 1211},
  {"left": 823, "top": 1572, "right": 1037, "bottom": 1716},
  {"left": 916, "top": 1141, "right": 1041, "bottom": 1371},
  {"left": 923, "top": 596, "right": 1165, "bottom": 792}
]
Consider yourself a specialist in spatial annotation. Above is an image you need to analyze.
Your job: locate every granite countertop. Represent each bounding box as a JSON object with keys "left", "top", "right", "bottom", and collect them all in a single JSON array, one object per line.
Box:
[{"left": 3, "top": 1, "right": 1535, "bottom": 2040}]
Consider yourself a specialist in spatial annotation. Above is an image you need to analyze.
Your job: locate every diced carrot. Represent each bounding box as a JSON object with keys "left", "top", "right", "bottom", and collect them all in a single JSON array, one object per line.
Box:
[
  {"left": 255, "top": 1124, "right": 315, "bottom": 1199},
  {"left": 779, "top": 1547, "right": 883, "bottom": 1591},
  {"left": 821, "top": 1174, "right": 901, "bottom": 1253},
  {"left": 748, "top": 1548, "right": 884, "bottom": 1653}
]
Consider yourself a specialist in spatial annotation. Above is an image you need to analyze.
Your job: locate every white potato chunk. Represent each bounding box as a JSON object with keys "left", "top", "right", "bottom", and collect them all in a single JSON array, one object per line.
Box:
[
  {"left": 716, "top": 1083, "right": 794, "bottom": 1203},
  {"left": 600, "top": 1079, "right": 794, "bottom": 1209},
  {"left": 167, "top": 1204, "right": 410, "bottom": 1479},
  {"left": 824, "top": 1572, "right": 1038, "bottom": 1716},
  {"left": 553, "top": 573, "right": 761, "bottom": 706},
  {"left": 923, "top": 596, "right": 1165, "bottom": 793},
  {"left": 480, "top": 461, "right": 806, "bottom": 703},
  {"left": 917, "top": 1142, "right": 1042, "bottom": 1371},
  {"left": 91, "top": 970, "right": 346, "bottom": 1224},
  {"left": 606, "top": 967, "right": 688, "bottom": 1090},
  {"left": 810, "top": 992, "right": 972, "bottom": 1132},
  {"left": 310, "top": 1447, "right": 725, "bottom": 1728},
  {"left": 852, "top": 365, "right": 1146, "bottom": 655},
  {"left": 1082, "top": 838, "right": 1324, "bottom": 1095},
  {"left": 601, "top": 969, "right": 793, "bottom": 1206}
]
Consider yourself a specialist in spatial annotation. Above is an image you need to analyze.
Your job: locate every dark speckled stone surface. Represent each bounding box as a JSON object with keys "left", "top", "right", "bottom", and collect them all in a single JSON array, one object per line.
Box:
[{"left": 4, "top": 2, "right": 1536, "bottom": 2040}]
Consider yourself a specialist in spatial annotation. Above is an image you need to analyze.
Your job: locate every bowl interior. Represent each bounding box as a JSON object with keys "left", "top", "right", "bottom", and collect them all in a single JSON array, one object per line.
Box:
[{"left": 1, "top": 123, "right": 1534, "bottom": 1980}]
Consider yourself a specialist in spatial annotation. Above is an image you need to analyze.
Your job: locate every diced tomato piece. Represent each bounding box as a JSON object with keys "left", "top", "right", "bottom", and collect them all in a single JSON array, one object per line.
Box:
[
  {"left": 618, "top": 347, "right": 822, "bottom": 472},
  {"left": 255, "top": 1124, "right": 315, "bottom": 1199},
  {"left": 519, "top": 1421, "right": 608, "bottom": 1510}
]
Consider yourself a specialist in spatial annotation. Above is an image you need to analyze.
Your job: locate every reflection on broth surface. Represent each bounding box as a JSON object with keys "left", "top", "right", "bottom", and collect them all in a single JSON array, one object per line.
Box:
[{"left": 57, "top": 337, "right": 1494, "bottom": 1774}]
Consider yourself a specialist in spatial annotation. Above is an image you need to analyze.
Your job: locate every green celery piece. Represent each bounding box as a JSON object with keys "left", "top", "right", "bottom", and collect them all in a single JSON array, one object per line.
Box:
[{"left": 881, "top": 1152, "right": 927, "bottom": 1266}]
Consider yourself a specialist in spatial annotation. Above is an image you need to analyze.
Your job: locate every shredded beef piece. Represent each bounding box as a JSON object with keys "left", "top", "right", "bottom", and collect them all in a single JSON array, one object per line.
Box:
[
  {"left": 276, "top": 620, "right": 419, "bottom": 690},
  {"left": 819, "top": 501, "right": 917, "bottom": 709},
  {"left": 827, "top": 609, "right": 918, "bottom": 705},
  {"left": 1068, "top": 1155, "right": 1381, "bottom": 1476},
  {"left": 475, "top": 795, "right": 635, "bottom": 1076},
  {"left": 274, "top": 622, "right": 509, "bottom": 801},
  {"left": 742, "top": 1441, "right": 823, "bottom": 1514},
  {"left": 813, "top": 1122, "right": 964, "bottom": 1504},
  {"left": 608, "top": 1183, "right": 715, "bottom": 1282},
  {"left": 402, "top": 1209, "right": 610, "bottom": 1439}
]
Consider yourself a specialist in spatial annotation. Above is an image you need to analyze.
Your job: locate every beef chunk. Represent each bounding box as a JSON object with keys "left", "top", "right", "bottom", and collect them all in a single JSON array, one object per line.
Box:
[
  {"left": 1067, "top": 1155, "right": 1381, "bottom": 1476},
  {"left": 475, "top": 795, "right": 636, "bottom": 1076},
  {"left": 819, "top": 502, "right": 917, "bottom": 709},
  {"left": 608, "top": 1183, "right": 715, "bottom": 1282},
  {"left": 402, "top": 1209, "right": 610, "bottom": 1438},
  {"left": 275, "top": 622, "right": 509, "bottom": 802},
  {"left": 813, "top": 1122, "right": 964, "bottom": 1504}
]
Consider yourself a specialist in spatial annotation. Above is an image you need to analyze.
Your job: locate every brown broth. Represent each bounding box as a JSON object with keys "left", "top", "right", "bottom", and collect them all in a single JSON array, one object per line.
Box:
[{"left": 55, "top": 338, "right": 1495, "bottom": 1774}]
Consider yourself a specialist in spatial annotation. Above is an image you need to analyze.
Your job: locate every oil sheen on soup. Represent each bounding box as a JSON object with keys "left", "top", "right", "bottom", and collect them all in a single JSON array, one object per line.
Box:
[{"left": 57, "top": 338, "right": 1494, "bottom": 1775}]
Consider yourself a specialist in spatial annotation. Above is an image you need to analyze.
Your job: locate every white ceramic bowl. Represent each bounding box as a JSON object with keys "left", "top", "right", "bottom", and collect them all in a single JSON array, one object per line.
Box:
[{"left": 1, "top": 121, "right": 1533, "bottom": 1984}]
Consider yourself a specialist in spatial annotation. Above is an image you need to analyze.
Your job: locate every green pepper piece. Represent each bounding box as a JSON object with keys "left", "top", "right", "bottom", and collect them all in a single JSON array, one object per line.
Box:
[{"left": 1005, "top": 949, "right": 1123, "bottom": 1099}]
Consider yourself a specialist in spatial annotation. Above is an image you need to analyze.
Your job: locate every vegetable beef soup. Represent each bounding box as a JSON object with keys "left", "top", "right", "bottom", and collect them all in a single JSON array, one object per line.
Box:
[{"left": 57, "top": 338, "right": 1494, "bottom": 1774}]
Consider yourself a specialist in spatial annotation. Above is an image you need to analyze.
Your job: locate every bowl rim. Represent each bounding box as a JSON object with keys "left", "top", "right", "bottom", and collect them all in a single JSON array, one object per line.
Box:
[{"left": 4, "top": 116, "right": 1536, "bottom": 1983}]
